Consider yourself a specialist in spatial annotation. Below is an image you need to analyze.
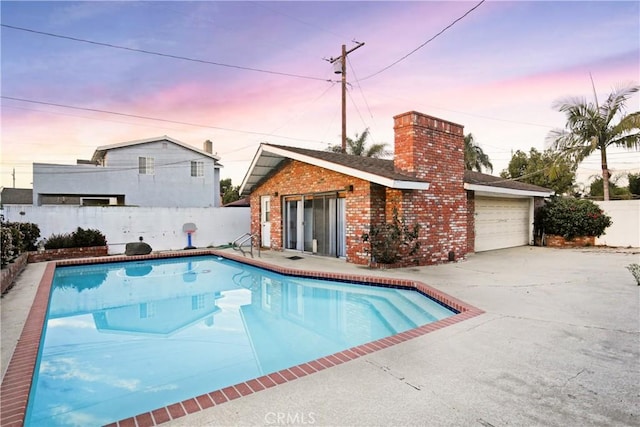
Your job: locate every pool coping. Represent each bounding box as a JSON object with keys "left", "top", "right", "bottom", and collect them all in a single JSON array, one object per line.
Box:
[{"left": 0, "top": 250, "right": 484, "bottom": 427}]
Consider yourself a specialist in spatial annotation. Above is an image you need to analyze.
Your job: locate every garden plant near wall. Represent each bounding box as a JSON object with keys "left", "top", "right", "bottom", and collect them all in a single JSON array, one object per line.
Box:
[
  {"left": 362, "top": 207, "right": 421, "bottom": 266},
  {"left": 627, "top": 264, "right": 640, "bottom": 286},
  {"left": 43, "top": 227, "right": 107, "bottom": 249},
  {"left": 537, "top": 197, "right": 612, "bottom": 243},
  {"left": 0, "top": 216, "right": 40, "bottom": 268}
]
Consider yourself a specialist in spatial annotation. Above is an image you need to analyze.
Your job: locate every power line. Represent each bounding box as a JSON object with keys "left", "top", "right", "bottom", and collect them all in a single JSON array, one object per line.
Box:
[
  {"left": 251, "top": 1, "right": 346, "bottom": 40},
  {"left": 2, "top": 104, "right": 189, "bottom": 135},
  {"left": 266, "top": 81, "right": 338, "bottom": 135},
  {"left": 1, "top": 96, "right": 328, "bottom": 145},
  {"left": 360, "top": 0, "right": 486, "bottom": 82},
  {"left": 1, "top": 23, "right": 333, "bottom": 82},
  {"left": 347, "top": 56, "right": 375, "bottom": 126}
]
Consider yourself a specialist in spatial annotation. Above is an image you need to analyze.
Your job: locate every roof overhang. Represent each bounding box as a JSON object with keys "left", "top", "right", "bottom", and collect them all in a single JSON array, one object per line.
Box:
[
  {"left": 240, "top": 144, "right": 429, "bottom": 195},
  {"left": 91, "top": 136, "right": 221, "bottom": 163},
  {"left": 464, "top": 183, "right": 554, "bottom": 198}
]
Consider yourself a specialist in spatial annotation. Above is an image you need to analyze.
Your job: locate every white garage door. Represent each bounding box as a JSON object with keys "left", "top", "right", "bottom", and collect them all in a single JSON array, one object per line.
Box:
[{"left": 475, "top": 197, "right": 531, "bottom": 252}]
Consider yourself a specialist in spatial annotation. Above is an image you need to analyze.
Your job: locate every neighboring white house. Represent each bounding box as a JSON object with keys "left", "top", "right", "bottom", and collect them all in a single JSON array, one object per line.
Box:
[{"left": 32, "top": 136, "right": 223, "bottom": 207}]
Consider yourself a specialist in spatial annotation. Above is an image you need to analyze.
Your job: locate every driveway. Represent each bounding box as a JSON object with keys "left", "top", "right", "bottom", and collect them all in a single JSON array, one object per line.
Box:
[{"left": 2, "top": 246, "right": 639, "bottom": 426}]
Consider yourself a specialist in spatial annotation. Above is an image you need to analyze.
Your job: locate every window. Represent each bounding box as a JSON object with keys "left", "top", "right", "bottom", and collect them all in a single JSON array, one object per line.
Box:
[
  {"left": 192, "top": 294, "right": 205, "bottom": 310},
  {"left": 140, "top": 302, "right": 155, "bottom": 318},
  {"left": 139, "top": 157, "right": 154, "bottom": 175},
  {"left": 191, "top": 161, "right": 204, "bottom": 177}
]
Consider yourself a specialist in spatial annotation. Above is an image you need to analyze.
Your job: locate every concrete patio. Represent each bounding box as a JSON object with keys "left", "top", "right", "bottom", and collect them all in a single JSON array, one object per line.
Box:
[{"left": 2, "top": 246, "right": 639, "bottom": 426}]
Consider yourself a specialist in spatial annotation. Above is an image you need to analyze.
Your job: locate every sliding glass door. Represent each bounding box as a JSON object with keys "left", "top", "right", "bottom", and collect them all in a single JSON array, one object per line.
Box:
[{"left": 284, "top": 193, "right": 345, "bottom": 257}]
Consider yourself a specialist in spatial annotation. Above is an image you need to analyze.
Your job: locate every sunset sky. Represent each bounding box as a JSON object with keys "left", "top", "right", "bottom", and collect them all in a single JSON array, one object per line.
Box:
[{"left": 1, "top": 1, "right": 639, "bottom": 191}]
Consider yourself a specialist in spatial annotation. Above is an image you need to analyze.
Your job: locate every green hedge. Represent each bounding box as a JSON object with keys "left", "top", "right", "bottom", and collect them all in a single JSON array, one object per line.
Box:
[
  {"left": 1, "top": 219, "right": 41, "bottom": 267},
  {"left": 539, "top": 197, "right": 612, "bottom": 240},
  {"left": 44, "top": 227, "right": 107, "bottom": 249}
]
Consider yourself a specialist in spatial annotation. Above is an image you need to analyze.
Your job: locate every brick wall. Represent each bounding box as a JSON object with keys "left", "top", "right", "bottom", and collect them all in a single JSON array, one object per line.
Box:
[
  {"left": 393, "top": 112, "right": 468, "bottom": 264},
  {"left": 251, "top": 111, "right": 468, "bottom": 267},
  {"left": 545, "top": 235, "right": 595, "bottom": 248},
  {"left": 28, "top": 246, "right": 109, "bottom": 263},
  {"left": 250, "top": 160, "right": 373, "bottom": 264},
  {"left": 1, "top": 253, "right": 29, "bottom": 294},
  {"left": 466, "top": 191, "right": 475, "bottom": 253}
]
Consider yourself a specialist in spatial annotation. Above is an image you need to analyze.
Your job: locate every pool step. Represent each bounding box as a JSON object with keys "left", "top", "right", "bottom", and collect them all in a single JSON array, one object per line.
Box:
[
  {"left": 356, "top": 295, "right": 418, "bottom": 334},
  {"left": 393, "top": 290, "right": 453, "bottom": 321}
]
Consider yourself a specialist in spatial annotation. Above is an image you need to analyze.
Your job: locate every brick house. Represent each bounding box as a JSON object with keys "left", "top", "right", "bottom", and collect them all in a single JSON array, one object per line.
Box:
[{"left": 240, "top": 111, "right": 552, "bottom": 266}]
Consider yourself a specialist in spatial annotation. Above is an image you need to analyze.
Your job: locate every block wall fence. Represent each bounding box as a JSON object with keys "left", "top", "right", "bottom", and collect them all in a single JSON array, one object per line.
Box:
[{"left": 0, "top": 205, "right": 250, "bottom": 254}]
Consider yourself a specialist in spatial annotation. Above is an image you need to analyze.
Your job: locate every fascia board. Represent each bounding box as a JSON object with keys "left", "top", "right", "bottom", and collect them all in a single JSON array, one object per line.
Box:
[{"left": 465, "top": 183, "right": 554, "bottom": 198}]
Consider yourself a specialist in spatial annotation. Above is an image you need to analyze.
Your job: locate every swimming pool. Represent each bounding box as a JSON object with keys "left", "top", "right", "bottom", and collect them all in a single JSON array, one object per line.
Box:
[{"left": 1, "top": 250, "right": 483, "bottom": 427}]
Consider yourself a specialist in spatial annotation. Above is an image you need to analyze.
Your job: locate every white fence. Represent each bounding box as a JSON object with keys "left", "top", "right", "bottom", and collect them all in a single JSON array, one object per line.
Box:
[
  {"left": 1, "top": 205, "right": 250, "bottom": 254},
  {"left": 595, "top": 200, "right": 639, "bottom": 248}
]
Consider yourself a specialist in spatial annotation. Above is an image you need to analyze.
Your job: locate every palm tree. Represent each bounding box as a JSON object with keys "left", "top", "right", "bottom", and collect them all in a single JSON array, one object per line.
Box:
[
  {"left": 328, "top": 128, "right": 389, "bottom": 158},
  {"left": 464, "top": 133, "right": 493, "bottom": 173},
  {"left": 548, "top": 82, "right": 640, "bottom": 200}
]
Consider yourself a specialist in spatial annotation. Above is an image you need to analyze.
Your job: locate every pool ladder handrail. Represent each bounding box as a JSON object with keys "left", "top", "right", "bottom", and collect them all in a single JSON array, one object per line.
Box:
[{"left": 231, "top": 232, "right": 260, "bottom": 258}]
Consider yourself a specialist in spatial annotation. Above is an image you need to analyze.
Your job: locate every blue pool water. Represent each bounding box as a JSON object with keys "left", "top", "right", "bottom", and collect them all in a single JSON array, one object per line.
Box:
[{"left": 25, "top": 256, "right": 455, "bottom": 426}]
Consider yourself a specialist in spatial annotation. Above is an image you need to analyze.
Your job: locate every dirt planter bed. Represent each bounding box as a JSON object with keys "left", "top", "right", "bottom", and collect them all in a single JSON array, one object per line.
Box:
[{"left": 27, "top": 246, "right": 109, "bottom": 263}]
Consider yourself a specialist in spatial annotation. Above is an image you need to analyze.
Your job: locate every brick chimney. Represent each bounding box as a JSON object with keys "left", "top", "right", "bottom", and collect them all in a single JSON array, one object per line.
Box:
[
  {"left": 393, "top": 111, "right": 468, "bottom": 264},
  {"left": 393, "top": 111, "right": 464, "bottom": 180},
  {"left": 203, "top": 139, "right": 213, "bottom": 154}
]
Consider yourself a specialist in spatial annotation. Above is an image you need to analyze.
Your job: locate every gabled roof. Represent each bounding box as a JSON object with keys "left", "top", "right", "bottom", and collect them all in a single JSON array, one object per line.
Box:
[
  {"left": 240, "top": 144, "right": 430, "bottom": 195},
  {"left": 0, "top": 187, "right": 33, "bottom": 204},
  {"left": 464, "top": 170, "right": 554, "bottom": 197},
  {"left": 91, "top": 136, "right": 221, "bottom": 163},
  {"left": 240, "top": 143, "right": 553, "bottom": 198},
  {"left": 223, "top": 197, "right": 251, "bottom": 207}
]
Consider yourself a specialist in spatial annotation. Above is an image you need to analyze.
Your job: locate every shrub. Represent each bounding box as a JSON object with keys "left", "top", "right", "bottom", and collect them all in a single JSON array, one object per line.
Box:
[
  {"left": 0, "top": 218, "right": 40, "bottom": 266},
  {"left": 44, "top": 228, "right": 107, "bottom": 249},
  {"left": 11, "top": 222, "right": 40, "bottom": 252},
  {"left": 627, "top": 264, "right": 640, "bottom": 286},
  {"left": 44, "top": 233, "right": 74, "bottom": 249},
  {"left": 539, "top": 196, "right": 612, "bottom": 240},
  {"left": 71, "top": 227, "right": 107, "bottom": 247},
  {"left": 362, "top": 207, "right": 421, "bottom": 265},
  {"left": 1, "top": 226, "right": 15, "bottom": 267}
]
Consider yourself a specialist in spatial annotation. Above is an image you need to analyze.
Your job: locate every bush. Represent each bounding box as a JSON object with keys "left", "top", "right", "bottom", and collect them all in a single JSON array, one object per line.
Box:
[
  {"left": 11, "top": 222, "right": 40, "bottom": 252},
  {"left": 1, "top": 226, "right": 15, "bottom": 267},
  {"left": 627, "top": 264, "right": 640, "bottom": 285},
  {"left": 539, "top": 197, "right": 612, "bottom": 240},
  {"left": 44, "top": 233, "right": 74, "bottom": 249},
  {"left": 44, "top": 227, "right": 107, "bottom": 249},
  {"left": 72, "top": 227, "right": 107, "bottom": 247},
  {"left": 0, "top": 218, "right": 40, "bottom": 267},
  {"left": 362, "top": 207, "right": 421, "bottom": 265}
]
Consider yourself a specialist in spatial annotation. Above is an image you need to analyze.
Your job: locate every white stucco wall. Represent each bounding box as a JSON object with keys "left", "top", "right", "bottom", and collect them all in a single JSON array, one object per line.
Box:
[
  {"left": 595, "top": 200, "right": 639, "bottom": 248},
  {"left": 1, "top": 205, "right": 250, "bottom": 254},
  {"left": 33, "top": 140, "right": 221, "bottom": 207}
]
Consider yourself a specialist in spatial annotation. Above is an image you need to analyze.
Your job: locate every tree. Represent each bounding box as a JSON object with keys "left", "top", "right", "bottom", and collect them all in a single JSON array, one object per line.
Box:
[
  {"left": 220, "top": 178, "right": 233, "bottom": 196},
  {"left": 547, "top": 82, "right": 640, "bottom": 200},
  {"left": 500, "top": 148, "right": 576, "bottom": 195},
  {"left": 588, "top": 175, "right": 630, "bottom": 200},
  {"left": 328, "top": 128, "right": 389, "bottom": 158},
  {"left": 464, "top": 133, "right": 493, "bottom": 173},
  {"left": 220, "top": 178, "right": 240, "bottom": 205},
  {"left": 628, "top": 173, "right": 640, "bottom": 196}
]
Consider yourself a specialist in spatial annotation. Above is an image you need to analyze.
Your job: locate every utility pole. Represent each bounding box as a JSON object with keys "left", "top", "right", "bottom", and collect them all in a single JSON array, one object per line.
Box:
[
  {"left": 12, "top": 168, "right": 15, "bottom": 188},
  {"left": 329, "top": 41, "right": 365, "bottom": 153}
]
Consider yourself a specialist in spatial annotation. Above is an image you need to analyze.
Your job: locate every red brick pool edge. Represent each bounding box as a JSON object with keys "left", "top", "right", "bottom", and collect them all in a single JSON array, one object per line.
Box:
[{"left": 0, "top": 250, "right": 484, "bottom": 427}]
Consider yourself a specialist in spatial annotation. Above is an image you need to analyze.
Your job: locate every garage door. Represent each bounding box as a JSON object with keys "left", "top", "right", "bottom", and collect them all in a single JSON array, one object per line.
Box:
[{"left": 475, "top": 197, "right": 531, "bottom": 252}]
